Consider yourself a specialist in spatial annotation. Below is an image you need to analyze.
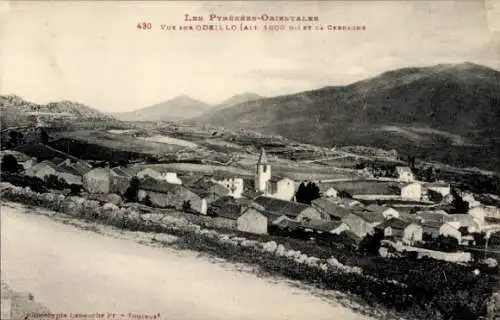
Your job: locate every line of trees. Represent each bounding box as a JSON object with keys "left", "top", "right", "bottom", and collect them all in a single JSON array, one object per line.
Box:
[{"left": 295, "top": 182, "right": 320, "bottom": 204}]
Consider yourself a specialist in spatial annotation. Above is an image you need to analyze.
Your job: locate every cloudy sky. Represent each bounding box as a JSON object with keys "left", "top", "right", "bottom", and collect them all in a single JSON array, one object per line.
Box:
[{"left": 0, "top": 0, "right": 499, "bottom": 112}]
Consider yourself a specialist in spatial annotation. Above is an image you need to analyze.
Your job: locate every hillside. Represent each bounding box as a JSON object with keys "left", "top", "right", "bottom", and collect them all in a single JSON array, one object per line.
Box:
[
  {"left": 114, "top": 95, "right": 211, "bottom": 122},
  {"left": 191, "top": 62, "right": 500, "bottom": 171},
  {"left": 0, "top": 95, "right": 118, "bottom": 129},
  {"left": 212, "top": 92, "right": 263, "bottom": 111}
]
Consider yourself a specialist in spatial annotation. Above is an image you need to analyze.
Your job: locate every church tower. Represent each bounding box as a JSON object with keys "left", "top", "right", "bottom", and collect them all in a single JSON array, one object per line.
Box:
[{"left": 255, "top": 148, "right": 271, "bottom": 193}]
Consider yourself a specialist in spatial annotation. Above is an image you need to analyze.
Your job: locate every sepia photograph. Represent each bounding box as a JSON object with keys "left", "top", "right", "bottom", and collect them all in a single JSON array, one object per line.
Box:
[{"left": 1, "top": 1, "right": 499, "bottom": 319}]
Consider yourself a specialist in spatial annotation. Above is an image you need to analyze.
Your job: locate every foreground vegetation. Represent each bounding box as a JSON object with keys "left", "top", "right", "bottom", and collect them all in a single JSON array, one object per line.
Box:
[{"left": 1, "top": 184, "right": 498, "bottom": 320}]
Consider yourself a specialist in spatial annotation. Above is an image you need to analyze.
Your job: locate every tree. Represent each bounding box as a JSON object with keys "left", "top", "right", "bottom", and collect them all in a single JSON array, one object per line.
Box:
[
  {"left": 472, "top": 232, "right": 487, "bottom": 247},
  {"left": 143, "top": 195, "right": 152, "bottom": 207},
  {"left": 8, "top": 131, "right": 19, "bottom": 147},
  {"left": 1, "top": 155, "right": 22, "bottom": 174},
  {"left": 450, "top": 188, "right": 470, "bottom": 214},
  {"left": 359, "top": 230, "right": 384, "bottom": 255},
  {"left": 182, "top": 200, "right": 191, "bottom": 212},
  {"left": 123, "top": 177, "right": 140, "bottom": 203},
  {"left": 295, "top": 182, "right": 321, "bottom": 204},
  {"left": 69, "top": 184, "right": 82, "bottom": 196},
  {"left": 40, "top": 129, "right": 49, "bottom": 144}
]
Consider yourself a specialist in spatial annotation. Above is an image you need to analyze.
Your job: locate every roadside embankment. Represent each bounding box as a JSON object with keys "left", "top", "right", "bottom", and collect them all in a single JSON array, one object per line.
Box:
[{"left": 1, "top": 182, "right": 498, "bottom": 320}]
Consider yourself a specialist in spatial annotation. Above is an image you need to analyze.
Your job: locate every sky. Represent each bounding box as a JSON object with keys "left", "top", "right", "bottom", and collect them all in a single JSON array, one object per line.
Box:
[{"left": 0, "top": 0, "right": 499, "bottom": 112}]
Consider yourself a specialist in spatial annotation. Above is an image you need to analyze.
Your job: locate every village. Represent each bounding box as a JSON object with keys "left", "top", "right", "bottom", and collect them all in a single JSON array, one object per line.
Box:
[{"left": 2, "top": 134, "right": 500, "bottom": 265}]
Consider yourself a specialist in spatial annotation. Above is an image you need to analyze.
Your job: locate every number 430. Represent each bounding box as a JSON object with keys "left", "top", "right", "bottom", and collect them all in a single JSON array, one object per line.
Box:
[{"left": 137, "top": 22, "right": 152, "bottom": 30}]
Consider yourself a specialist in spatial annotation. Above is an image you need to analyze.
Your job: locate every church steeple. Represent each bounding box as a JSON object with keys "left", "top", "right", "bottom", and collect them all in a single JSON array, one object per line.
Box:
[
  {"left": 255, "top": 148, "right": 271, "bottom": 193},
  {"left": 257, "top": 148, "right": 268, "bottom": 165}
]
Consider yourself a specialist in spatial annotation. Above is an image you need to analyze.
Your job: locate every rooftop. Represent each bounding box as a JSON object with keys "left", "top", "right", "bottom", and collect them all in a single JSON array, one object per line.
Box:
[
  {"left": 311, "top": 197, "right": 352, "bottom": 219},
  {"left": 209, "top": 196, "right": 248, "bottom": 220},
  {"left": 253, "top": 196, "right": 311, "bottom": 217},
  {"left": 139, "top": 177, "right": 179, "bottom": 194},
  {"left": 350, "top": 208, "right": 385, "bottom": 223},
  {"left": 301, "top": 219, "right": 345, "bottom": 233},
  {"left": 375, "top": 218, "right": 413, "bottom": 231}
]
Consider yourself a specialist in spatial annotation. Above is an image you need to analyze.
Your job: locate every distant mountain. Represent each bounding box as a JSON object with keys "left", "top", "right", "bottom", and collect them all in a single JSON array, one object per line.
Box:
[
  {"left": 114, "top": 95, "right": 211, "bottom": 122},
  {"left": 0, "top": 95, "right": 117, "bottom": 128},
  {"left": 192, "top": 62, "right": 500, "bottom": 171},
  {"left": 212, "top": 92, "right": 263, "bottom": 111}
]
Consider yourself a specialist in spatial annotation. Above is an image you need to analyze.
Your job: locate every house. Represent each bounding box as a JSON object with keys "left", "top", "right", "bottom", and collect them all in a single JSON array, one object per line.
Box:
[
  {"left": 468, "top": 206, "right": 487, "bottom": 226},
  {"left": 374, "top": 218, "right": 423, "bottom": 244},
  {"left": 136, "top": 168, "right": 162, "bottom": 180},
  {"left": 253, "top": 196, "right": 328, "bottom": 222},
  {"left": 237, "top": 205, "right": 270, "bottom": 235},
  {"left": 210, "top": 170, "right": 245, "bottom": 199},
  {"left": 25, "top": 160, "right": 82, "bottom": 185},
  {"left": 266, "top": 176, "right": 296, "bottom": 201},
  {"left": 301, "top": 219, "right": 349, "bottom": 235},
  {"left": 395, "top": 166, "right": 415, "bottom": 182},
  {"left": 366, "top": 204, "right": 400, "bottom": 219},
  {"left": 83, "top": 167, "right": 111, "bottom": 194},
  {"left": 208, "top": 196, "right": 251, "bottom": 219},
  {"left": 110, "top": 166, "right": 133, "bottom": 194},
  {"left": 310, "top": 197, "right": 353, "bottom": 220},
  {"left": 186, "top": 178, "right": 230, "bottom": 205},
  {"left": 138, "top": 178, "right": 208, "bottom": 214},
  {"left": 254, "top": 148, "right": 295, "bottom": 201},
  {"left": 421, "top": 220, "right": 462, "bottom": 243},
  {"left": 400, "top": 182, "right": 423, "bottom": 201},
  {"left": 341, "top": 208, "right": 385, "bottom": 238},
  {"left": 425, "top": 182, "right": 451, "bottom": 197},
  {"left": 484, "top": 205, "right": 500, "bottom": 220},
  {"left": 56, "top": 159, "right": 93, "bottom": 185},
  {"left": 323, "top": 187, "right": 340, "bottom": 198},
  {"left": 442, "top": 214, "right": 480, "bottom": 233},
  {"left": 136, "top": 168, "right": 182, "bottom": 184}
]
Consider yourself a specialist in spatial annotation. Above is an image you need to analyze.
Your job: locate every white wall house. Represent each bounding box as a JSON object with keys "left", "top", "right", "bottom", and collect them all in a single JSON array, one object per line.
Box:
[
  {"left": 395, "top": 166, "right": 415, "bottom": 182},
  {"left": 401, "top": 182, "right": 423, "bottom": 201},
  {"left": 266, "top": 177, "right": 296, "bottom": 201},
  {"left": 212, "top": 176, "right": 244, "bottom": 199},
  {"left": 137, "top": 168, "right": 182, "bottom": 184}
]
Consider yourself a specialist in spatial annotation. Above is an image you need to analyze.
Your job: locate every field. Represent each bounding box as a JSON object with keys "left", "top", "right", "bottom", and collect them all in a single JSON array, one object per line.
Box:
[
  {"left": 52, "top": 131, "right": 184, "bottom": 154},
  {"left": 137, "top": 134, "right": 198, "bottom": 148}
]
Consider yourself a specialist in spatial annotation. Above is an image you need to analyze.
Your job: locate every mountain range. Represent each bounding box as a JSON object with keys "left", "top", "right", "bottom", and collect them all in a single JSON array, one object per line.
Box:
[
  {"left": 113, "top": 93, "right": 263, "bottom": 122},
  {"left": 0, "top": 95, "right": 116, "bottom": 128},
  {"left": 191, "top": 62, "right": 500, "bottom": 171}
]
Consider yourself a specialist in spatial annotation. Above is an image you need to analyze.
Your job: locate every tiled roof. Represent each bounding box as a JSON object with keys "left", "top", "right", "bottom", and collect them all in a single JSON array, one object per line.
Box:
[
  {"left": 375, "top": 218, "right": 413, "bottom": 231},
  {"left": 351, "top": 208, "right": 385, "bottom": 223},
  {"left": 58, "top": 161, "right": 93, "bottom": 176},
  {"left": 139, "top": 177, "right": 179, "bottom": 194},
  {"left": 273, "top": 218, "right": 301, "bottom": 230},
  {"left": 187, "top": 179, "right": 230, "bottom": 198},
  {"left": 421, "top": 220, "right": 444, "bottom": 230},
  {"left": 311, "top": 197, "right": 351, "bottom": 219},
  {"left": 253, "top": 196, "right": 311, "bottom": 217},
  {"left": 111, "top": 166, "right": 132, "bottom": 177},
  {"left": 210, "top": 196, "right": 246, "bottom": 220},
  {"left": 416, "top": 210, "right": 449, "bottom": 222},
  {"left": 366, "top": 204, "right": 392, "bottom": 214},
  {"left": 301, "top": 219, "right": 345, "bottom": 233}
]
